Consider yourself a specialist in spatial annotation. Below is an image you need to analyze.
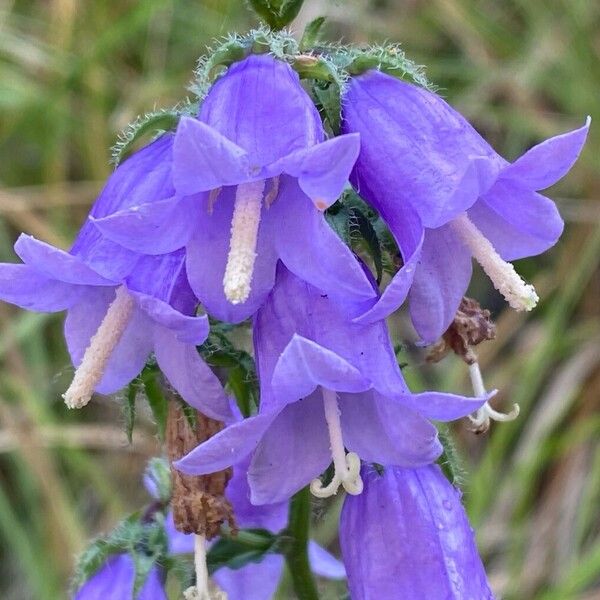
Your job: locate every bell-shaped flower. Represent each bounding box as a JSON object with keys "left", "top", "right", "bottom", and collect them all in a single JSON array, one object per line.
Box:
[
  {"left": 73, "top": 553, "right": 165, "bottom": 600},
  {"left": 164, "top": 456, "right": 345, "bottom": 600},
  {"left": 93, "top": 54, "right": 374, "bottom": 323},
  {"left": 0, "top": 139, "right": 231, "bottom": 420},
  {"left": 175, "top": 264, "right": 490, "bottom": 504},
  {"left": 340, "top": 464, "right": 494, "bottom": 600},
  {"left": 342, "top": 70, "right": 589, "bottom": 343}
]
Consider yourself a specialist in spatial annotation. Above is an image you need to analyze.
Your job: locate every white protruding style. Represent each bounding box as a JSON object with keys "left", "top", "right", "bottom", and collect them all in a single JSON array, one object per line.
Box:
[
  {"left": 451, "top": 213, "right": 539, "bottom": 311},
  {"left": 468, "top": 361, "right": 520, "bottom": 431},
  {"left": 63, "top": 286, "right": 135, "bottom": 409},
  {"left": 310, "top": 387, "right": 364, "bottom": 498},
  {"left": 223, "top": 180, "right": 266, "bottom": 304}
]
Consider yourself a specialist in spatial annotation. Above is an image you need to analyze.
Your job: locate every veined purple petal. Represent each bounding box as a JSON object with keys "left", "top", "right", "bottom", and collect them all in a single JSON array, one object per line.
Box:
[
  {"left": 342, "top": 71, "right": 503, "bottom": 228},
  {"left": 0, "top": 263, "right": 83, "bottom": 311},
  {"left": 270, "top": 335, "right": 371, "bottom": 403},
  {"left": 339, "top": 391, "right": 442, "bottom": 467},
  {"left": 499, "top": 117, "right": 590, "bottom": 190},
  {"left": 248, "top": 392, "right": 331, "bottom": 504},
  {"left": 91, "top": 195, "right": 201, "bottom": 255},
  {"left": 397, "top": 390, "right": 491, "bottom": 421},
  {"left": 173, "top": 118, "right": 251, "bottom": 194},
  {"left": 74, "top": 554, "right": 166, "bottom": 600},
  {"left": 199, "top": 54, "right": 323, "bottom": 165},
  {"left": 469, "top": 181, "right": 563, "bottom": 261},
  {"left": 174, "top": 411, "right": 280, "bottom": 476},
  {"left": 213, "top": 554, "right": 284, "bottom": 600},
  {"left": 153, "top": 327, "right": 233, "bottom": 421},
  {"left": 340, "top": 465, "right": 494, "bottom": 600},
  {"left": 64, "top": 287, "right": 153, "bottom": 395},
  {"left": 307, "top": 541, "right": 346, "bottom": 580},
  {"left": 185, "top": 187, "right": 278, "bottom": 323},
  {"left": 272, "top": 177, "right": 376, "bottom": 309},
  {"left": 266, "top": 134, "right": 360, "bottom": 208},
  {"left": 408, "top": 225, "right": 473, "bottom": 345},
  {"left": 14, "top": 235, "right": 114, "bottom": 286}
]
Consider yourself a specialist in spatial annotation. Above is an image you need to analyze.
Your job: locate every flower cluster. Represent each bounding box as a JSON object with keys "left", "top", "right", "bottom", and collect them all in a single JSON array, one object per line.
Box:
[{"left": 0, "top": 45, "right": 587, "bottom": 600}]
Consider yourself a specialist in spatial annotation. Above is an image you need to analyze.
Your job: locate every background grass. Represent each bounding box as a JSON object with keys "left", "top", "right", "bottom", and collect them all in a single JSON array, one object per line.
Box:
[{"left": 0, "top": 0, "right": 598, "bottom": 598}]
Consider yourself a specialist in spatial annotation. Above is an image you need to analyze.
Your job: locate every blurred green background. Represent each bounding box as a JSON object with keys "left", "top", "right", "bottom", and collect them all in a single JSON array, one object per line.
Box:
[{"left": 0, "top": 0, "right": 598, "bottom": 598}]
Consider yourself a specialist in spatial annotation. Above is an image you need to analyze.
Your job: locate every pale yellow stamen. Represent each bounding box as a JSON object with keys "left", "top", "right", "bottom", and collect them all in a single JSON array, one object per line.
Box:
[
  {"left": 63, "top": 286, "right": 134, "bottom": 409},
  {"left": 451, "top": 213, "right": 539, "bottom": 311},
  {"left": 223, "top": 180, "right": 265, "bottom": 304}
]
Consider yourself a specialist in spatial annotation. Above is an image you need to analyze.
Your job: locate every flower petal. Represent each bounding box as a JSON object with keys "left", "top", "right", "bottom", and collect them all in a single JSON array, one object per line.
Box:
[
  {"left": 0, "top": 263, "right": 83, "bottom": 311},
  {"left": 469, "top": 181, "right": 563, "bottom": 261},
  {"left": 185, "top": 187, "right": 278, "bottom": 323},
  {"left": 213, "top": 554, "right": 284, "bottom": 600},
  {"left": 64, "top": 288, "right": 153, "bottom": 394},
  {"left": 408, "top": 225, "right": 472, "bottom": 345},
  {"left": 272, "top": 178, "right": 376, "bottom": 308},
  {"left": 14, "top": 235, "right": 113, "bottom": 285},
  {"left": 173, "top": 118, "right": 250, "bottom": 194},
  {"left": 339, "top": 391, "right": 442, "bottom": 467},
  {"left": 199, "top": 54, "right": 323, "bottom": 166},
  {"left": 91, "top": 195, "right": 201, "bottom": 255},
  {"left": 500, "top": 117, "right": 590, "bottom": 190},
  {"left": 270, "top": 335, "right": 371, "bottom": 403},
  {"left": 308, "top": 541, "right": 346, "bottom": 580},
  {"left": 397, "top": 390, "right": 491, "bottom": 421},
  {"left": 248, "top": 392, "right": 331, "bottom": 504},
  {"left": 267, "top": 134, "right": 360, "bottom": 208},
  {"left": 153, "top": 327, "right": 232, "bottom": 421},
  {"left": 174, "top": 411, "right": 280, "bottom": 476}
]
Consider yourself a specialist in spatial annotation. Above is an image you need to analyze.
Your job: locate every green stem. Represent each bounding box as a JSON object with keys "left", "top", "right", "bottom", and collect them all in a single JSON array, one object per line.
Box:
[{"left": 285, "top": 487, "right": 319, "bottom": 600}]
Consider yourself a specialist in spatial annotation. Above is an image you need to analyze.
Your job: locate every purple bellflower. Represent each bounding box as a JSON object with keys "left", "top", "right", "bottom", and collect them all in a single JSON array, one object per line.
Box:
[
  {"left": 0, "top": 139, "right": 231, "bottom": 420},
  {"left": 73, "top": 554, "right": 165, "bottom": 600},
  {"left": 340, "top": 464, "right": 494, "bottom": 600},
  {"left": 175, "top": 264, "right": 491, "bottom": 504},
  {"left": 92, "top": 54, "right": 376, "bottom": 323},
  {"left": 166, "top": 456, "right": 345, "bottom": 600},
  {"left": 342, "top": 70, "right": 590, "bottom": 343}
]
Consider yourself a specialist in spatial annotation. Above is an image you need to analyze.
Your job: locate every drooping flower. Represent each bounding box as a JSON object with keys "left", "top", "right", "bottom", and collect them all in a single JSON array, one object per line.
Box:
[
  {"left": 164, "top": 456, "right": 345, "bottom": 600},
  {"left": 342, "top": 70, "right": 590, "bottom": 343},
  {"left": 339, "top": 464, "right": 494, "bottom": 600},
  {"left": 92, "top": 54, "right": 375, "bottom": 323},
  {"left": 175, "top": 264, "right": 490, "bottom": 504},
  {"left": 0, "top": 139, "right": 231, "bottom": 420},
  {"left": 73, "top": 553, "right": 165, "bottom": 600}
]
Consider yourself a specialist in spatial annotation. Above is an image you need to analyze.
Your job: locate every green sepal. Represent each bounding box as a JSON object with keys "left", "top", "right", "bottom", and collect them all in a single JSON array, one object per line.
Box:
[
  {"left": 325, "top": 204, "right": 351, "bottom": 244},
  {"left": 300, "top": 16, "right": 326, "bottom": 51},
  {"left": 312, "top": 82, "right": 341, "bottom": 134},
  {"left": 247, "top": 0, "right": 305, "bottom": 30},
  {"left": 436, "top": 424, "right": 467, "bottom": 487},
  {"left": 141, "top": 365, "right": 168, "bottom": 440},
  {"left": 207, "top": 528, "right": 279, "bottom": 573},
  {"left": 124, "top": 379, "right": 138, "bottom": 444}
]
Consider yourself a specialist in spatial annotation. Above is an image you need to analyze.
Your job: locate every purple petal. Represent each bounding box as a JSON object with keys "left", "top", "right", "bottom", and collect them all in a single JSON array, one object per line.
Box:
[
  {"left": 270, "top": 335, "right": 371, "bottom": 403},
  {"left": 272, "top": 177, "right": 376, "bottom": 308},
  {"left": 340, "top": 465, "right": 494, "bottom": 600},
  {"left": 130, "top": 291, "right": 207, "bottom": 344},
  {"left": 64, "top": 288, "right": 153, "bottom": 394},
  {"left": 408, "top": 225, "right": 473, "bottom": 345},
  {"left": 200, "top": 54, "right": 323, "bottom": 166},
  {"left": 339, "top": 391, "right": 442, "bottom": 467},
  {"left": 342, "top": 71, "right": 503, "bottom": 228},
  {"left": 213, "top": 554, "right": 284, "bottom": 600},
  {"left": 153, "top": 327, "right": 232, "bottom": 421},
  {"left": 307, "top": 541, "right": 346, "bottom": 580},
  {"left": 14, "top": 235, "right": 113, "bottom": 285},
  {"left": 185, "top": 186, "right": 278, "bottom": 323},
  {"left": 500, "top": 117, "right": 590, "bottom": 190},
  {"left": 248, "top": 392, "right": 331, "bottom": 504},
  {"left": 267, "top": 134, "right": 360, "bottom": 208},
  {"left": 173, "top": 118, "right": 250, "bottom": 194},
  {"left": 174, "top": 411, "right": 280, "bottom": 476},
  {"left": 397, "top": 390, "right": 491, "bottom": 421},
  {"left": 469, "top": 181, "right": 563, "bottom": 261},
  {"left": 0, "top": 263, "right": 83, "bottom": 311},
  {"left": 91, "top": 195, "right": 201, "bottom": 255}
]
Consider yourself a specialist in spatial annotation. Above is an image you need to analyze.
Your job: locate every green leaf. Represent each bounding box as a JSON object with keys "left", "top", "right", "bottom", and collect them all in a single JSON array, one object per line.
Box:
[
  {"left": 207, "top": 528, "right": 277, "bottom": 573},
  {"left": 124, "top": 379, "right": 138, "bottom": 444},
  {"left": 141, "top": 367, "right": 168, "bottom": 440},
  {"left": 71, "top": 537, "right": 124, "bottom": 590},
  {"left": 312, "top": 83, "right": 341, "bottom": 134},
  {"left": 300, "top": 16, "right": 326, "bottom": 50},
  {"left": 325, "top": 205, "right": 351, "bottom": 244},
  {"left": 247, "top": 0, "right": 305, "bottom": 30},
  {"left": 349, "top": 206, "right": 383, "bottom": 284}
]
